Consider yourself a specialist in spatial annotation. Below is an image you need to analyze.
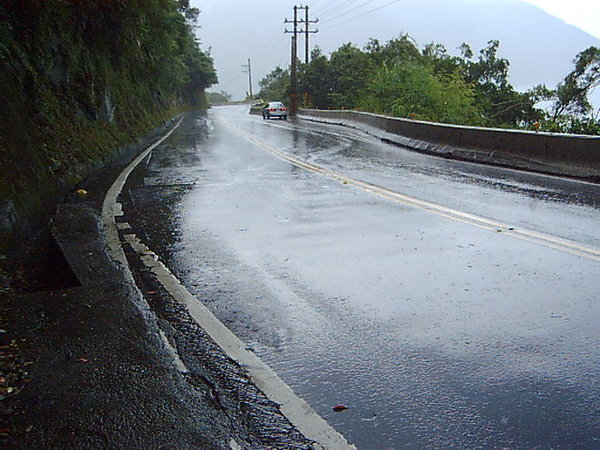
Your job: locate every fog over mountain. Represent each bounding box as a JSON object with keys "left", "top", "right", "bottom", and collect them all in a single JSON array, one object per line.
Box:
[{"left": 194, "top": 0, "right": 600, "bottom": 105}]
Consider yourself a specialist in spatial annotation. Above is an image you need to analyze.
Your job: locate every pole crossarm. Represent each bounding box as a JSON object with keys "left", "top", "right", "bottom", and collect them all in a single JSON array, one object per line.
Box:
[{"left": 284, "top": 5, "right": 320, "bottom": 115}]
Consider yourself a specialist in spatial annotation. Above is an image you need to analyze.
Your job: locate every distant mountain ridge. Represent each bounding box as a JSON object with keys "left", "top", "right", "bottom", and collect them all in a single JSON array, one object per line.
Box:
[
  {"left": 198, "top": 0, "right": 600, "bottom": 101},
  {"left": 316, "top": 0, "right": 600, "bottom": 90}
]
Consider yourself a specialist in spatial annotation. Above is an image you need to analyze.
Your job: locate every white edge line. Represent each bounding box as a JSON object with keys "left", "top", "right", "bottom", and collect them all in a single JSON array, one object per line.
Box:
[
  {"left": 101, "top": 117, "right": 354, "bottom": 449},
  {"left": 102, "top": 117, "right": 184, "bottom": 268}
]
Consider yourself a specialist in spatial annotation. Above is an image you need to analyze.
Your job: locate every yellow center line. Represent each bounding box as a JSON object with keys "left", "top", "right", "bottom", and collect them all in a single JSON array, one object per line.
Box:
[{"left": 222, "top": 120, "right": 600, "bottom": 262}]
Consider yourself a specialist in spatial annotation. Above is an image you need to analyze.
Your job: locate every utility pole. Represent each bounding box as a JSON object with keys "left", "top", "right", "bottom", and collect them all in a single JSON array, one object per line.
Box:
[
  {"left": 301, "top": 5, "right": 319, "bottom": 65},
  {"left": 285, "top": 5, "right": 318, "bottom": 115},
  {"left": 242, "top": 58, "right": 253, "bottom": 100},
  {"left": 285, "top": 6, "right": 299, "bottom": 116}
]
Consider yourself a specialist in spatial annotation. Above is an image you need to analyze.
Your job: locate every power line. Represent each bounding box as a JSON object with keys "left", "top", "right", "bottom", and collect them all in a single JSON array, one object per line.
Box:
[
  {"left": 320, "top": 0, "right": 381, "bottom": 24},
  {"left": 254, "top": 38, "right": 288, "bottom": 69},
  {"left": 315, "top": 0, "right": 346, "bottom": 17},
  {"left": 316, "top": 0, "right": 358, "bottom": 20},
  {"left": 255, "top": 32, "right": 287, "bottom": 60},
  {"left": 326, "top": 0, "right": 404, "bottom": 30}
]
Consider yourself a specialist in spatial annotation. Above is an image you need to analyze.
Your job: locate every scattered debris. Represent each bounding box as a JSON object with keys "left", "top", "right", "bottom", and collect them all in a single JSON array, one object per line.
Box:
[
  {"left": 333, "top": 404, "right": 348, "bottom": 412},
  {"left": 361, "top": 413, "right": 377, "bottom": 422},
  {"left": 75, "top": 189, "right": 88, "bottom": 196}
]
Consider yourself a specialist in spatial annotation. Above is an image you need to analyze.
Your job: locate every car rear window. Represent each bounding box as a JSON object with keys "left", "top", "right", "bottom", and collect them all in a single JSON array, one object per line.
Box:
[{"left": 270, "top": 102, "right": 284, "bottom": 108}]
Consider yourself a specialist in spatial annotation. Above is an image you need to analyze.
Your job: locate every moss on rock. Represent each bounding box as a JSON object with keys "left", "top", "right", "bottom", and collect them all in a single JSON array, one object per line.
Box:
[{"left": 0, "top": 0, "right": 216, "bottom": 261}]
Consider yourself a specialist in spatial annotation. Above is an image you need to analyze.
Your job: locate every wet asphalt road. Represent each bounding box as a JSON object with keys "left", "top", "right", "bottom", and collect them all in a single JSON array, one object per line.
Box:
[{"left": 132, "top": 105, "right": 600, "bottom": 448}]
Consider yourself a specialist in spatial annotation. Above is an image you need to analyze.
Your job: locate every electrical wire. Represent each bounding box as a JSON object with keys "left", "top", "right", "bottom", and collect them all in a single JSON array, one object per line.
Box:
[
  {"left": 325, "top": 0, "right": 404, "bottom": 30},
  {"left": 255, "top": 33, "right": 287, "bottom": 63},
  {"left": 320, "top": 0, "right": 382, "bottom": 24},
  {"left": 254, "top": 38, "right": 289, "bottom": 72},
  {"left": 316, "top": 0, "right": 361, "bottom": 20},
  {"left": 315, "top": 0, "right": 347, "bottom": 18}
]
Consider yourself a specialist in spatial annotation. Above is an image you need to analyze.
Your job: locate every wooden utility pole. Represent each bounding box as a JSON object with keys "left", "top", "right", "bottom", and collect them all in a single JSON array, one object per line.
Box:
[
  {"left": 285, "top": 6, "right": 318, "bottom": 115},
  {"left": 285, "top": 6, "right": 299, "bottom": 116},
  {"left": 241, "top": 58, "right": 253, "bottom": 99},
  {"left": 302, "top": 6, "right": 319, "bottom": 65}
]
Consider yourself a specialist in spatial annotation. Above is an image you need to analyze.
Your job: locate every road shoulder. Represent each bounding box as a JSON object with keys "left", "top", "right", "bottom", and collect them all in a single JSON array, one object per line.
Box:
[{"left": 1, "top": 116, "right": 316, "bottom": 448}]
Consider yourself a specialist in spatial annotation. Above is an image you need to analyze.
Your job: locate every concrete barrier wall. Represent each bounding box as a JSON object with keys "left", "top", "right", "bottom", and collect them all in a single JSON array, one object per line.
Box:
[{"left": 299, "top": 109, "right": 600, "bottom": 180}]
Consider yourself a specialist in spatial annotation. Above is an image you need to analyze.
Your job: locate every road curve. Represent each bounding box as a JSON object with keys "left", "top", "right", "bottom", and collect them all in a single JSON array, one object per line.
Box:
[{"left": 123, "top": 105, "right": 600, "bottom": 448}]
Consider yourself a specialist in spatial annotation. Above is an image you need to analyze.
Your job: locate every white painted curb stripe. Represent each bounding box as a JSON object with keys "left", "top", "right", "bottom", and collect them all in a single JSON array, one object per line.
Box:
[
  {"left": 101, "top": 117, "right": 354, "bottom": 449},
  {"left": 123, "top": 234, "right": 353, "bottom": 449}
]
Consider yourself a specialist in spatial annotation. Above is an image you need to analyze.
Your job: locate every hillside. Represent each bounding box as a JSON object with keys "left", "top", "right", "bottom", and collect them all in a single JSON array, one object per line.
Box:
[
  {"left": 0, "top": 0, "right": 217, "bottom": 268},
  {"left": 328, "top": 0, "right": 600, "bottom": 90},
  {"left": 199, "top": 0, "right": 600, "bottom": 101}
]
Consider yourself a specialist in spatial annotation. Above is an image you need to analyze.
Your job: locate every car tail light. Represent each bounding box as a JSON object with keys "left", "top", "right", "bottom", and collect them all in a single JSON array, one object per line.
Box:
[
  {"left": 281, "top": 107, "right": 287, "bottom": 111},
  {"left": 269, "top": 108, "right": 276, "bottom": 112}
]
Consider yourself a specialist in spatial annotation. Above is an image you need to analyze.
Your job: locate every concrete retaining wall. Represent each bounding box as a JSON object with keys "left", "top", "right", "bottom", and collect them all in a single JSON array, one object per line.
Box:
[{"left": 299, "top": 109, "right": 600, "bottom": 181}]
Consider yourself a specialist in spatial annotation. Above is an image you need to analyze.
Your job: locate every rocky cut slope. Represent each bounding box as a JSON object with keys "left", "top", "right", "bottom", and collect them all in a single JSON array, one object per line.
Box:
[{"left": 0, "top": 0, "right": 217, "bottom": 270}]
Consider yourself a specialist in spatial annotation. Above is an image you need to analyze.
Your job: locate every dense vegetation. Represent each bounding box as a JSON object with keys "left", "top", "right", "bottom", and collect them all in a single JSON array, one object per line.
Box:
[
  {"left": 0, "top": 0, "right": 216, "bottom": 262},
  {"left": 259, "top": 35, "right": 600, "bottom": 135},
  {"left": 207, "top": 90, "right": 233, "bottom": 104}
]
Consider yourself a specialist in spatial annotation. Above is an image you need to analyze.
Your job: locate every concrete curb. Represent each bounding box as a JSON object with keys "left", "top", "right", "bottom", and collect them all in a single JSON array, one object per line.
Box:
[
  {"left": 102, "top": 116, "right": 354, "bottom": 449},
  {"left": 299, "top": 109, "right": 600, "bottom": 182}
]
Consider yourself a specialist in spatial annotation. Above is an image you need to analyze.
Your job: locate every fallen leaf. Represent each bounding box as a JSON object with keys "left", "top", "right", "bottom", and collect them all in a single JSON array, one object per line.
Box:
[
  {"left": 77, "top": 358, "right": 89, "bottom": 363},
  {"left": 75, "top": 189, "right": 88, "bottom": 196},
  {"left": 333, "top": 404, "right": 348, "bottom": 412}
]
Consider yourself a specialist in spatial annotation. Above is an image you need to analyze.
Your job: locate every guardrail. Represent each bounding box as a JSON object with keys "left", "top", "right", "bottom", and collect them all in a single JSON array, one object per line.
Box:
[{"left": 299, "top": 109, "right": 600, "bottom": 181}]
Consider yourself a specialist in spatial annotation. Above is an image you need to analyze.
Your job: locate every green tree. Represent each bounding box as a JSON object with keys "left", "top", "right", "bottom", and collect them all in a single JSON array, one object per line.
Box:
[
  {"left": 551, "top": 46, "right": 600, "bottom": 121},
  {"left": 0, "top": 0, "right": 218, "bottom": 258},
  {"left": 299, "top": 47, "right": 332, "bottom": 109},
  {"left": 258, "top": 66, "right": 289, "bottom": 101},
  {"left": 207, "top": 90, "right": 232, "bottom": 104},
  {"left": 422, "top": 42, "right": 465, "bottom": 80},
  {"left": 327, "top": 43, "right": 374, "bottom": 108},
  {"left": 287, "top": 33, "right": 596, "bottom": 133},
  {"left": 463, "top": 40, "right": 539, "bottom": 127},
  {"left": 358, "top": 62, "right": 481, "bottom": 125},
  {"left": 368, "top": 34, "right": 422, "bottom": 66}
]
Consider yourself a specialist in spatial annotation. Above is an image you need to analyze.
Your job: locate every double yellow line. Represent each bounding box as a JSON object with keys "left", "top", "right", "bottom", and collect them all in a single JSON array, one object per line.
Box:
[{"left": 222, "top": 120, "right": 600, "bottom": 263}]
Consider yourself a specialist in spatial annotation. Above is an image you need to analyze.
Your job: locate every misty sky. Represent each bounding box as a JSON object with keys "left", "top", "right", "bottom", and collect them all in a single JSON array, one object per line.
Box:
[
  {"left": 193, "top": 0, "right": 600, "bottom": 108},
  {"left": 522, "top": 0, "right": 600, "bottom": 39}
]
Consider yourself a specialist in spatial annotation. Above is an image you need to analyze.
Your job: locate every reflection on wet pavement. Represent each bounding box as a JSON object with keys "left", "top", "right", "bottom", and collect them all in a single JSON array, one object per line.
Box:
[{"left": 134, "top": 106, "right": 600, "bottom": 448}]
